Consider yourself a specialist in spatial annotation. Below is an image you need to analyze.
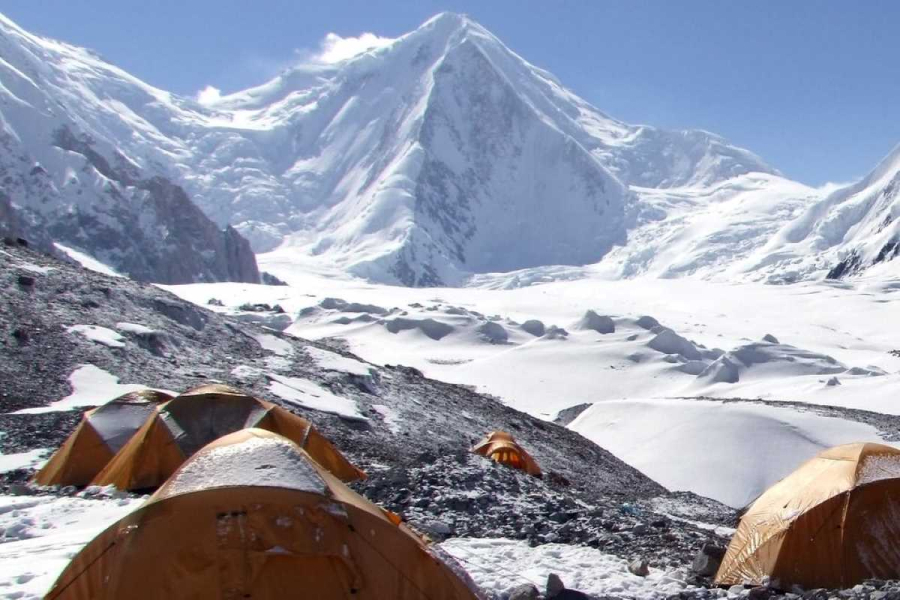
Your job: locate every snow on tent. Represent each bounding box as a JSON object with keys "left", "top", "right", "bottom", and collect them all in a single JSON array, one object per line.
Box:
[
  {"left": 472, "top": 431, "right": 542, "bottom": 477},
  {"left": 46, "top": 428, "right": 483, "bottom": 600},
  {"left": 91, "top": 383, "right": 365, "bottom": 490},
  {"left": 31, "top": 390, "right": 173, "bottom": 487},
  {"left": 716, "top": 442, "right": 900, "bottom": 589}
]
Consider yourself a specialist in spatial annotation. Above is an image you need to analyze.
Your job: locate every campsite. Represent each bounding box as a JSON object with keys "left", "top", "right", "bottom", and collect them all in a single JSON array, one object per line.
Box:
[{"left": 4, "top": 3, "right": 900, "bottom": 599}]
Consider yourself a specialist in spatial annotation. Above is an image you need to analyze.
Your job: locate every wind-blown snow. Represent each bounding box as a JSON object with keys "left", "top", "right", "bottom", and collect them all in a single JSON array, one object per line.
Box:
[{"left": 53, "top": 244, "right": 124, "bottom": 278}]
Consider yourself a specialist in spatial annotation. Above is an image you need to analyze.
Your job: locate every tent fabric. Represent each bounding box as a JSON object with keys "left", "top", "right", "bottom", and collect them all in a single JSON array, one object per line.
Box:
[
  {"left": 716, "top": 442, "right": 900, "bottom": 589},
  {"left": 31, "top": 390, "right": 172, "bottom": 487},
  {"left": 91, "top": 384, "right": 365, "bottom": 490},
  {"left": 472, "top": 431, "right": 542, "bottom": 477},
  {"left": 46, "top": 429, "right": 484, "bottom": 600}
]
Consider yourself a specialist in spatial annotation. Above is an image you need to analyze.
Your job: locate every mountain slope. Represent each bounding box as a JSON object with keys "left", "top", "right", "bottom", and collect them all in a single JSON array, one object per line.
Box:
[
  {"left": 0, "top": 11, "right": 783, "bottom": 286},
  {"left": 0, "top": 14, "right": 260, "bottom": 284}
]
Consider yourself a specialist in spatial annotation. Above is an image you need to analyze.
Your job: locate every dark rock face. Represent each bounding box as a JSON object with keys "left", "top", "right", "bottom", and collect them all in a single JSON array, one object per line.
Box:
[{"left": 2, "top": 125, "right": 260, "bottom": 285}]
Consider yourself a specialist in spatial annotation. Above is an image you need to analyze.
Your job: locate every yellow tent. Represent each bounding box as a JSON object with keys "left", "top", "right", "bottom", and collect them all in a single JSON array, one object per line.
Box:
[
  {"left": 472, "top": 431, "right": 542, "bottom": 477},
  {"left": 91, "top": 384, "right": 365, "bottom": 490},
  {"left": 716, "top": 442, "right": 900, "bottom": 589},
  {"left": 32, "top": 390, "right": 172, "bottom": 487},
  {"left": 46, "top": 429, "right": 483, "bottom": 600}
]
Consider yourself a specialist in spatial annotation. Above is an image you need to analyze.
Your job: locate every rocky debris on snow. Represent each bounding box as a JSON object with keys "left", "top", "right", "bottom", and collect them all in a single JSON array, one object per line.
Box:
[
  {"left": 260, "top": 271, "right": 288, "bottom": 286},
  {"left": 320, "top": 297, "right": 389, "bottom": 315},
  {"left": 355, "top": 452, "right": 731, "bottom": 570},
  {"left": 0, "top": 244, "right": 669, "bottom": 508},
  {"left": 520, "top": 320, "right": 546, "bottom": 337},
  {"left": 575, "top": 310, "right": 616, "bottom": 334},
  {"left": 826, "top": 376, "right": 841, "bottom": 387},
  {"left": 238, "top": 302, "right": 285, "bottom": 313},
  {"left": 384, "top": 317, "right": 455, "bottom": 340},
  {"left": 207, "top": 298, "right": 224, "bottom": 306}
]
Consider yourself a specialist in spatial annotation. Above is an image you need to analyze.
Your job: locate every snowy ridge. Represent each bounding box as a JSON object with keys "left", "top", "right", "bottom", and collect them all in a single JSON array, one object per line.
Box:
[{"left": 0, "top": 11, "right": 784, "bottom": 286}]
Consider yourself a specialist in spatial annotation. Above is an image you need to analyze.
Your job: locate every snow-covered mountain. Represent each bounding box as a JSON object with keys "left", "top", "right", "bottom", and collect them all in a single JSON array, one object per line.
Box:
[
  {"left": 0, "top": 14, "right": 260, "bottom": 284},
  {"left": 0, "top": 12, "right": 786, "bottom": 286},
  {"left": 2, "top": 10, "right": 897, "bottom": 286}
]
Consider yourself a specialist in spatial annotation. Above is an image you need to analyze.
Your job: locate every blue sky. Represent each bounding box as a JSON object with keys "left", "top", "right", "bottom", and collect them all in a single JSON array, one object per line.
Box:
[{"left": 5, "top": 1, "right": 900, "bottom": 185}]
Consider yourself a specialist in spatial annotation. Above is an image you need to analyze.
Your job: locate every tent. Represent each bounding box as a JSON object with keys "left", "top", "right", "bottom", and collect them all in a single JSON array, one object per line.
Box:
[
  {"left": 472, "top": 431, "right": 542, "bottom": 477},
  {"left": 716, "top": 442, "right": 900, "bottom": 589},
  {"left": 91, "top": 384, "right": 365, "bottom": 490},
  {"left": 46, "top": 429, "right": 483, "bottom": 600},
  {"left": 32, "top": 389, "right": 173, "bottom": 487}
]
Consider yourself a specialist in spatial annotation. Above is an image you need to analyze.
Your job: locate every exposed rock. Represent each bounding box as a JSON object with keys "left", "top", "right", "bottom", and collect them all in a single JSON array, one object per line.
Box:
[
  {"left": 260, "top": 271, "right": 288, "bottom": 286},
  {"left": 477, "top": 321, "right": 509, "bottom": 344},
  {"left": 546, "top": 573, "right": 566, "bottom": 598},
  {"left": 762, "top": 334, "right": 779, "bottom": 344},
  {"left": 698, "top": 356, "right": 741, "bottom": 384},
  {"left": 507, "top": 583, "right": 540, "bottom": 600},
  {"left": 628, "top": 558, "right": 650, "bottom": 577},
  {"left": 826, "top": 376, "right": 841, "bottom": 387},
  {"left": 543, "top": 325, "right": 570, "bottom": 340},
  {"left": 520, "top": 319, "right": 546, "bottom": 337},
  {"left": 636, "top": 315, "right": 660, "bottom": 330},
  {"left": 691, "top": 543, "right": 726, "bottom": 576},
  {"left": 576, "top": 310, "right": 616, "bottom": 334}
]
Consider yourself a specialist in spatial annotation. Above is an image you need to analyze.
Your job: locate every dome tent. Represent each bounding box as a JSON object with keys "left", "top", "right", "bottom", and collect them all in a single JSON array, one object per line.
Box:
[
  {"left": 91, "top": 384, "right": 364, "bottom": 490},
  {"left": 716, "top": 442, "right": 900, "bottom": 589},
  {"left": 32, "top": 389, "right": 173, "bottom": 487},
  {"left": 472, "top": 431, "right": 542, "bottom": 477},
  {"left": 46, "top": 429, "right": 483, "bottom": 600}
]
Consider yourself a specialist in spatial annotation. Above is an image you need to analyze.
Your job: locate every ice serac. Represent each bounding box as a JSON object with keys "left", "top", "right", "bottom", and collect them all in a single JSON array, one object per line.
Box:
[{"left": 0, "top": 14, "right": 260, "bottom": 284}]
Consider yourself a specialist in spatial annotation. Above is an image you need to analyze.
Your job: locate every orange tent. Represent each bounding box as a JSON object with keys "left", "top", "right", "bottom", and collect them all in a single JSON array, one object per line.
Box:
[
  {"left": 46, "top": 429, "right": 483, "bottom": 600},
  {"left": 472, "top": 431, "right": 542, "bottom": 477},
  {"left": 32, "top": 390, "right": 172, "bottom": 487},
  {"left": 716, "top": 442, "right": 900, "bottom": 589},
  {"left": 91, "top": 384, "right": 365, "bottom": 490}
]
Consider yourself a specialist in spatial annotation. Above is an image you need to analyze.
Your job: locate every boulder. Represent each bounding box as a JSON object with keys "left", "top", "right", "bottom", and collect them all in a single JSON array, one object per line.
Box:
[
  {"left": 520, "top": 319, "right": 546, "bottom": 337},
  {"left": 477, "top": 321, "right": 509, "bottom": 344},
  {"left": 507, "top": 583, "right": 540, "bottom": 600},
  {"left": 691, "top": 543, "right": 726, "bottom": 576},
  {"left": 628, "top": 558, "right": 650, "bottom": 577},
  {"left": 636, "top": 315, "right": 660, "bottom": 330},
  {"left": 576, "top": 310, "right": 615, "bottom": 334},
  {"left": 762, "top": 333, "right": 779, "bottom": 344},
  {"left": 546, "top": 573, "right": 566, "bottom": 598},
  {"left": 647, "top": 328, "right": 702, "bottom": 360}
]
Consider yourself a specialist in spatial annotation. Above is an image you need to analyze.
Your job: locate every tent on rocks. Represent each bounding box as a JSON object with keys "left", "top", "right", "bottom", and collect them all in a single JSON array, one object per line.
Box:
[
  {"left": 31, "top": 389, "right": 173, "bottom": 487},
  {"left": 45, "top": 428, "right": 484, "bottom": 600},
  {"left": 716, "top": 442, "right": 900, "bottom": 589},
  {"left": 472, "top": 431, "right": 542, "bottom": 477},
  {"left": 91, "top": 383, "right": 365, "bottom": 490}
]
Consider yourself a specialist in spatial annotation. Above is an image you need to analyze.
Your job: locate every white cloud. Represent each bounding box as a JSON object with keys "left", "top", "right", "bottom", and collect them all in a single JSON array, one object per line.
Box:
[
  {"left": 309, "top": 32, "right": 394, "bottom": 64},
  {"left": 196, "top": 85, "right": 222, "bottom": 105}
]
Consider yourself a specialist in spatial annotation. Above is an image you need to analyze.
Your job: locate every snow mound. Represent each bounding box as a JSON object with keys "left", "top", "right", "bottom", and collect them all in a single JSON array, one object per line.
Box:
[
  {"left": 569, "top": 398, "right": 890, "bottom": 507},
  {"left": 697, "top": 341, "right": 847, "bottom": 384},
  {"left": 15, "top": 365, "right": 148, "bottom": 414},
  {"left": 575, "top": 310, "right": 616, "bottom": 334},
  {"left": 647, "top": 328, "right": 702, "bottom": 361}
]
